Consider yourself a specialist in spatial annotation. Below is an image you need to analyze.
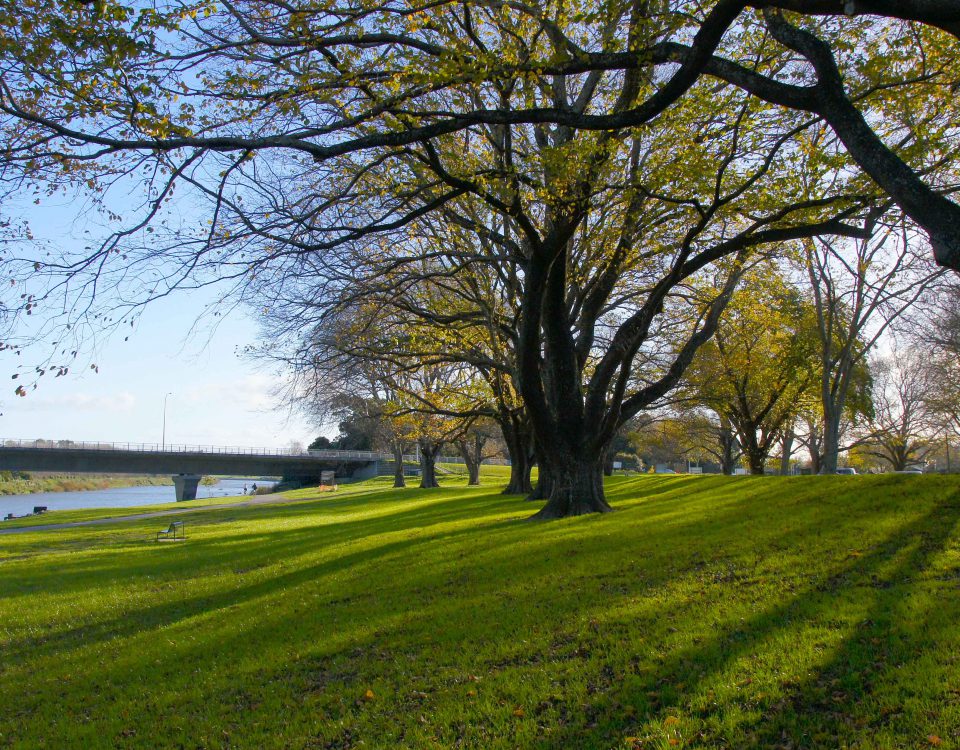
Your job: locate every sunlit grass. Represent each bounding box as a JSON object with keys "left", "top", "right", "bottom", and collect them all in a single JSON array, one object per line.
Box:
[{"left": 1, "top": 472, "right": 958, "bottom": 748}]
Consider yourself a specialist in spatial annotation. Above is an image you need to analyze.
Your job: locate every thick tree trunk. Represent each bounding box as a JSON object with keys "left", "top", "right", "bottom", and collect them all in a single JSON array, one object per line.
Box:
[
  {"left": 747, "top": 449, "right": 766, "bottom": 475},
  {"left": 819, "top": 409, "right": 842, "bottom": 474},
  {"left": 500, "top": 416, "right": 534, "bottom": 495},
  {"left": 455, "top": 435, "right": 482, "bottom": 486},
  {"left": 504, "top": 452, "right": 532, "bottom": 495},
  {"left": 780, "top": 428, "right": 795, "bottom": 476},
  {"left": 525, "top": 443, "right": 552, "bottom": 501},
  {"left": 419, "top": 439, "right": 441, "bottom": 489},
  {"left": 719, "top": 423, "right": 738, "bottom": 475},
  {"left": 529, "top": 455, "right": 612, "bottom": 520},
  {"left": 392, "top": 441, "right": 406, "bottom": 489}
]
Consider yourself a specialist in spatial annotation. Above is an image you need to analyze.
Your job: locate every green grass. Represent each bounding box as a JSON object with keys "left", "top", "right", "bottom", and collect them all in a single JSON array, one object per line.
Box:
[{"left": 1, "top": 473, "right": 959, "bottom": 749}]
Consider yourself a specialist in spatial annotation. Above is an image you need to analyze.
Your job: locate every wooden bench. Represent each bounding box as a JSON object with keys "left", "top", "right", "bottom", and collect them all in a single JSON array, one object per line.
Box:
[{"left": 156, "top": 521, "right": 185, "bottom": 542}]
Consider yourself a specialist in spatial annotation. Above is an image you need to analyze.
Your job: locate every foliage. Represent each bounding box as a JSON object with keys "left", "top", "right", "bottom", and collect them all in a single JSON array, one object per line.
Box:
[
  {"left": 1, "top": 0, "right": 959, "bottom": 514},
  {"left": 682, "top": 263, "right": 821, "bottom": 473}
]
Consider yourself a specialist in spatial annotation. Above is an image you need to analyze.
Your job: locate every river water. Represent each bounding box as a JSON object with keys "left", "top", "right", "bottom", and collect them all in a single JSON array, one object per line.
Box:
[{"left": 0, "top": 477, "right": 278, "bottom": 519}]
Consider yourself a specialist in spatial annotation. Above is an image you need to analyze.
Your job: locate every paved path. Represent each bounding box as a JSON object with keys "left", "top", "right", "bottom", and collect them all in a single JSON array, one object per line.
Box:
[{"left": 0, "top": 492, "right": 310, "bottom": 535}]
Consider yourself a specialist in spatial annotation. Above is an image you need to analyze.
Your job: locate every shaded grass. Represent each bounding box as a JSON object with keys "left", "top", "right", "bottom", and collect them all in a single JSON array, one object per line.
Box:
[{"left": 1, "top": 473, "right": 959, "bottom": 749}]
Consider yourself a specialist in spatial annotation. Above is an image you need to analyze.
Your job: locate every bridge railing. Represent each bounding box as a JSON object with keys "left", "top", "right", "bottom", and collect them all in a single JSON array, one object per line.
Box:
[
  {"left": 0, "top": 440, "right": 510, "bottom": 465},
  {"left": 0, "top": 439, "right": 391, "bottom": 461}
]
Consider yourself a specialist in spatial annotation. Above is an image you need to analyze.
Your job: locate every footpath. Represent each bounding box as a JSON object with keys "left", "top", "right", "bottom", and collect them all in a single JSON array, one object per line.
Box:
[{"left": 0, "top": 491, "right": 304, "bottom": 535}]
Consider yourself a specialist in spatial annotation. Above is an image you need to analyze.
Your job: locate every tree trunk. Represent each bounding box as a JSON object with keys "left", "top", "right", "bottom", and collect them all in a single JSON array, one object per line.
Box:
[
  {"left": 779, "top": 428, "right": 794, "bottom": 476},
  {"left": 419, "top": 439, "right": 441, "bottom": 489},
  {"left": 719, "top": 423, "right": 738, "bottom": 475},
  {"left": 392, "top": 440, "right": 406, "bottom": 489},
  {"left": 526, "top": 442, "right": 552, "bottom": 501},
  {"left": 820, "top": 409, "right": 842, "bottom": 474},
  {"left": 500, "top": 416, "right": 534, "bottom": 495},
  {"left": 529, "top": 455, "right": 612, "bottom": 520},
  {"left": 747, "top": 448, "right": 766, "bottom": 475},
  {"left": 602, "top": 448, "right": 614, "bottom": 476},
  {"left": 505, "top": 452, "right": 532, "bottom": 495},
  {"left": 455, "top": 435, "right": 481, "bottom": 486}
]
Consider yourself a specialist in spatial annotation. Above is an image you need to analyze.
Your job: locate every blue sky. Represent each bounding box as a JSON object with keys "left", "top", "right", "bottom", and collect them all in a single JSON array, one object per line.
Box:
[
  {"left": 1, "top": 196, "right": 323, "bottom": 450},
  {"left": 0, "top": 290, "right": 321, "bottom": 449}
]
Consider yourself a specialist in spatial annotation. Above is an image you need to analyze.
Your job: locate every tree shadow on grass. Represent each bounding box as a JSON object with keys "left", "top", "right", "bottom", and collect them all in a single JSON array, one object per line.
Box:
[
  {"left": 2, "top": 476, "right": 918, "bottom": 665},
  {"left": 6, "top": 477, "right": 959, "bottom": 749},
  {"left": 538, "top": 492, "right": 960, "bottom": 749},
  {"left": 0, "top": 494, "right": 532, "bottom": 664}
]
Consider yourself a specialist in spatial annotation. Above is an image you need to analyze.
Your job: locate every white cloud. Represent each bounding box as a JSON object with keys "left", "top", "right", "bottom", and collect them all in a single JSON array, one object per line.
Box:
[
  {"left": 180, "top": 373, "right": 290, "bottom": 413},
  {"left": 12, "top": 391, "right": 137, "bottom": 414}
]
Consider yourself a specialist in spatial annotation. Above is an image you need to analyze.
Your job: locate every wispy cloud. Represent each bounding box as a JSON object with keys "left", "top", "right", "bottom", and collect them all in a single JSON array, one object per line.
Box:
[
  {"left": 180, "top": 373, "right": 291, "bottom": 414},
  {"left": 12, "top": 391, "right": 137, "bottom": 414}
]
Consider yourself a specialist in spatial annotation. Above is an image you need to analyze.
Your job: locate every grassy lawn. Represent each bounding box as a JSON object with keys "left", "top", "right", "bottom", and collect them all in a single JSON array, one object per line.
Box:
[{"left": 1, "top": 473, "right": 959, "bottom": 749}]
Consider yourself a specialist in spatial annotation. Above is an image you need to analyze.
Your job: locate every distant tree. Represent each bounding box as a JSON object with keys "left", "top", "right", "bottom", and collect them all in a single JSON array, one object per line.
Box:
[
  {"left": 682, "top": 265, "right": 821, "bottom": 474},
  {"left": 287, "top": 440, "right": 306, "bottom": 455},
  {"left": 452, "top": 419, "right": 499, "bottom": 487},
  {"left": 802, "top": 221, "right": 943, "bottom": 473},
  {"left": 859, "top": 354, "right": 940, "bottom": 471},
  {"left": 628, "top": 417, "right": 690, "bottom": 472},
  {"left": 308, "top": 436, "right": 333, "bottom": 451}
]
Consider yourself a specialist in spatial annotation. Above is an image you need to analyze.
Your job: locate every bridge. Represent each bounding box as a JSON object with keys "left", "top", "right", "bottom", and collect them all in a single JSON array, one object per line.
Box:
[{"left": 0, "top": 439, "right": 392, "bottom": 500}]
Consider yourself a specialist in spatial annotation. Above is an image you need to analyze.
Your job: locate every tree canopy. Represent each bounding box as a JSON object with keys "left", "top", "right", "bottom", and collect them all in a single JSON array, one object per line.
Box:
[{"left": 1, "top": 0, "right": 959, "bottom": 515}]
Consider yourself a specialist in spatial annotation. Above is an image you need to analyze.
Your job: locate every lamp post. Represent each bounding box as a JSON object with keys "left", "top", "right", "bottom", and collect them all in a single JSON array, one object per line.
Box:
[{"left": 162, "top": 392, "right": 173, "bottom": 450}]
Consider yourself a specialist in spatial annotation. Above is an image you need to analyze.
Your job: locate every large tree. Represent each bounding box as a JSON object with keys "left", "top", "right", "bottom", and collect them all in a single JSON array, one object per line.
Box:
[{"left": 2, "top": 0, "right": 958, "bottom": 516}]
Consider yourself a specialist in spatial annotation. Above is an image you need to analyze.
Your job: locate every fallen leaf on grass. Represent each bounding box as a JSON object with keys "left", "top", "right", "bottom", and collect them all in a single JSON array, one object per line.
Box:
[
  {"left": 664, "top": 716, "right": 680, "bottom": 727},
  {"left": 927, "top": 736, "right": 942, "bottom": 746},
  {"left": 512, "top": 707, "right": 525, "bottom": 717},
  {"left": 362, "top": 689, "right": 375, "bottom": 701}
]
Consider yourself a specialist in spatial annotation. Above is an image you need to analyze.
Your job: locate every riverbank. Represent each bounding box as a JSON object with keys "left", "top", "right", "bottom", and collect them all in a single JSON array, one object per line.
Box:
[{"left": 0, "top": 473, "right": 182, "bottom": 496}]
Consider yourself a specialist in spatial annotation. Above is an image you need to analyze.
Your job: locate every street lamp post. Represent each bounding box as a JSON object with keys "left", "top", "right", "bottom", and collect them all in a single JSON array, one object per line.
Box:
[{"left": 162, "top": 392, "right": 173, "bottom": 450}]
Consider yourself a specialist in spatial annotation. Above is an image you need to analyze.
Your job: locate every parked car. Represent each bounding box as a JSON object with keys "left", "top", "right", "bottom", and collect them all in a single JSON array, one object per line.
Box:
[{"left": 835, "top": 467, "right": 857, "bottom": 475}]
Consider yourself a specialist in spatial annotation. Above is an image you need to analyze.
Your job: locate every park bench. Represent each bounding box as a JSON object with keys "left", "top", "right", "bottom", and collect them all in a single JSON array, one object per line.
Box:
[{"left": 156, "top": 521, "right": 185, "bottom": 542}]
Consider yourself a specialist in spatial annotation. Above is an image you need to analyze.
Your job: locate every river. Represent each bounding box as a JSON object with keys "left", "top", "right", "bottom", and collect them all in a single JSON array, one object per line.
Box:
[{"left": 0, "top": 478, "right": 278, "bottom": 519}]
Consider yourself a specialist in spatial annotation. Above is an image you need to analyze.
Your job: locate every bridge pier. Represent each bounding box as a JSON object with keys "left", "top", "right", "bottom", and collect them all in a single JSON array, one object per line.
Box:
[{"left": 172, "top": 474, "right": 202, "bottom": 502}]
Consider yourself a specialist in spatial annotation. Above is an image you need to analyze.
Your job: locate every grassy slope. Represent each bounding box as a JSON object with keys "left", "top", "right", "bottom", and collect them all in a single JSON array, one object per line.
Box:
[{"left": 1, "top": 473, "right": 959, "bottom": 749}]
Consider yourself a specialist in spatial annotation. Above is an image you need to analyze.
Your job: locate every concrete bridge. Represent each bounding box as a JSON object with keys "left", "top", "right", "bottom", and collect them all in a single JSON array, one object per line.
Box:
[{"left": 0, "top": 440, "right": 391, "bottom": 500}]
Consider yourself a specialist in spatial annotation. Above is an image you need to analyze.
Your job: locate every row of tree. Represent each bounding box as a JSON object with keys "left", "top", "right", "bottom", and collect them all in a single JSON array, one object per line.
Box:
[
  {"left": 292, "top": 246, "right": 955, "bottom": 486},
  {"left": 1, "top": 1, "right": 959, "bottom": 517}
]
